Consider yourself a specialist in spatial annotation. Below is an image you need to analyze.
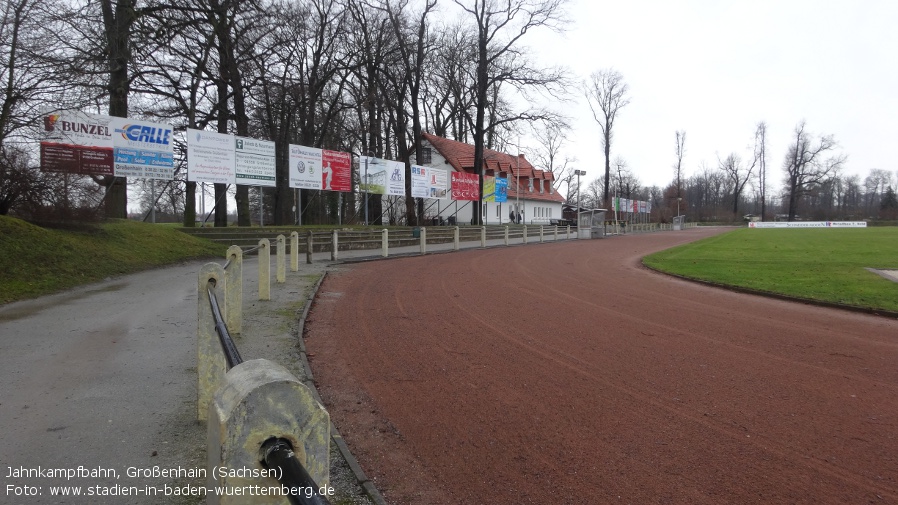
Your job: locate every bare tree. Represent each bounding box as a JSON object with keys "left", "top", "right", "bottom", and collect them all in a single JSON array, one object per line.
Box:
[
  {"left": 453, "top": 0, "right": 569, "bottom": 225},
  {"left": 863, "top": 168, "right": 892, "bottom": 214},
  {"left": 0, "top": 0, "right": 73, "bottom": 215},
  {"left": 583, "top": 68, "right": 630, "bottom": 207},
  {"left": 375, "top": 0, "right": 438, "bottom": 226},
  {"left": 754, "top": 122, "right": 767, "bottom": 220},
  {"left": 783, "top": 121, "right": 845, "bottom": 221},
  {"left": 527, "top": 121, "right": 574, "bottom": 192},
  {"left": 718, "top": 152, "right": 756, "bottom": 217},
  {"left": 611, "top": 156, "right": 640, "bottom": 199},
  {"left": 421, "top": 23, "right": 472, "bottom": 140},
  {"left": 673, "top": 130, "right": 685, "bottom": 199}
]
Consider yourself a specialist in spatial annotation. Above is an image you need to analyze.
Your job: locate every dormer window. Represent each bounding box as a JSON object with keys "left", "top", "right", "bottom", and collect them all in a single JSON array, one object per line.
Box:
[
  {"left": 539, "top": 180, "right": 545, "bottom": 194},
  {"left": 528, "top": 177, "right": 533, "bottom": 192},
  {"left": 420, "top": 147, "right": 432, "bottom": 164}
]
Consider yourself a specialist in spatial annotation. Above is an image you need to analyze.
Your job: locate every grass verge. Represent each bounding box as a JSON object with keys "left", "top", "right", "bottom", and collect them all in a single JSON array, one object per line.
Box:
[
  {"left": 642, "top": 227, "right": 898, "bottom": 313},
  {"left": 0, "top": 216, "right": 226, "bottom": 304}
]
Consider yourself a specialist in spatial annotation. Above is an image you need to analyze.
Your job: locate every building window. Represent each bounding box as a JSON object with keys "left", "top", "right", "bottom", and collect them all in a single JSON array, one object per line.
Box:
[
  {"left": 539, "top": 180, "right": 544, "bottom": 194},
  {"left": 420, "top": 147, "right": 432, "bottom": 164},
  {"left": 528, "top": 177, "right": 533, "bottom": 192}
]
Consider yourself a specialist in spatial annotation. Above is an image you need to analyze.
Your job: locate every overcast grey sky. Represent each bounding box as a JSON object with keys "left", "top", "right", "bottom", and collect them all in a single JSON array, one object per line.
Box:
[{"left": 528, "top": 0, "right": 897, "bottom": 194}]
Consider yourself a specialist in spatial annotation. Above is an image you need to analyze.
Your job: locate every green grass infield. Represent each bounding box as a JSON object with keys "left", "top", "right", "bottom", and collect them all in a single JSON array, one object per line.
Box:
[{"left": 642, "top": 227, "right": 898, "bottom": 314}]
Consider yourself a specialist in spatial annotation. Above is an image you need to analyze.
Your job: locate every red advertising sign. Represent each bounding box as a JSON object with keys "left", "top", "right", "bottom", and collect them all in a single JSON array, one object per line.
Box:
[
  {"left": 40, "top": 112, "right": 114, "bottom": 175},
  {"left": 322, "top": 149, "right": 351, "bottom": 192},
  {"left": 40, "top": 143, "right": 114, "bottom": 175},
  {"left": 451, "top": 171, "right": 480, "bottom": 201}
]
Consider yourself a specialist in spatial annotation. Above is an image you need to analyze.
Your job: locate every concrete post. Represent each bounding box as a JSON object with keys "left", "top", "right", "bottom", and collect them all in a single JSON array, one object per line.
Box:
[
  {"left": 331, "top": 230, "right": 339, "bottom": 261},
  {"left": 258, "top": 238, "right": 270, "bottom": 301},
  {"left": 276, "top": 235, "right": 286, "bottom": 284},
  {"left": 382, "top": 229, "right": 389, "bottom": 257},
  {"left": 224, "top": 246, "right": 242, "bottom": 334},
  {"left": 453, "top": 226, "right": 460, "bottom": 251},
  {"left": 523, "top": 225, "right": 528, "bottom": 244},
  {"left": 420, "top": 227, "right": 427, "bottom": 255},
  {"left": 567, "top": 224, "right": 571, "bottom": 239},
  {"left": 539, "top": 225, "right": 544, "bottom": 243},
  {"left": 306, "top": 231, "right": 313, "bottom": 264},
  {"left": 197, "top": 263, "right": 227, "bottom": 422},
  {"left": 207, "top": 359, "right": 330, "bottom": 504},
  {"left": 554, "top": 225, "right": 558, "bottom": 241},
  {"left": 481, "top": 226, "right": 486, "bottom": 247},
  {"left": 290, "top": 231, "right": 299, "bottom": 272},
  {"left": 504, "top": 226, "right": 509, "bottom": 246}
]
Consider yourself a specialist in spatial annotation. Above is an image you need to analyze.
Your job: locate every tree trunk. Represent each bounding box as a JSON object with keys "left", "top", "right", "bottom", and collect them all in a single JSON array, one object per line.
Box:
[
  {"left": 603, "top": 135, "right": 611, "bottom": 208},
  {"left": 100, "top": 0, "right": 135, "bottom": 219},
  {"left": 183, "top": 181, "right": 196, "bottom": 226}
]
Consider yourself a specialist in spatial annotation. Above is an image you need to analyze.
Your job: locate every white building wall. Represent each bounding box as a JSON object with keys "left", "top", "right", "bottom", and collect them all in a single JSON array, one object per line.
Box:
[{"left": 410, "top": 140, "right": 565, "bottom": 226}]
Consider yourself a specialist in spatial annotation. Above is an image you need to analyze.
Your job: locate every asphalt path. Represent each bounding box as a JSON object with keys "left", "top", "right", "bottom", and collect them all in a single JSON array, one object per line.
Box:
[
  {"left": 0, "top": 226, "right": 579, "bottom": 505},
  {"left": 306, "top": 227, "right": 898, "bottom": 504},
  {"left": 0, "top": 260, "right": 214, "bottom": 503}
]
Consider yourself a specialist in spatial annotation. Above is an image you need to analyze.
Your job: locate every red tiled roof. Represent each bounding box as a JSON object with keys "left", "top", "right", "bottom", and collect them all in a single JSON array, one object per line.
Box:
[{"left": 422, "top": 133, "right": 564, "bottom": 203}]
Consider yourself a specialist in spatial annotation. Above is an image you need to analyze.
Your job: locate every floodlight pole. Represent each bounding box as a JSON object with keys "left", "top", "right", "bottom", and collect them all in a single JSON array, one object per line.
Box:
[
  {"left": 364, "top": 154, "right": 370, "bottom": 226},
  {"left": 574, "top": 169, "right": 585, "bottom": 230}
]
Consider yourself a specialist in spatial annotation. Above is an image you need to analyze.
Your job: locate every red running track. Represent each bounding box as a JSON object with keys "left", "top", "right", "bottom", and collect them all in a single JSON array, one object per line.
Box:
[{"left": 305, "top": 227, "right": 898, "bottom": 504}]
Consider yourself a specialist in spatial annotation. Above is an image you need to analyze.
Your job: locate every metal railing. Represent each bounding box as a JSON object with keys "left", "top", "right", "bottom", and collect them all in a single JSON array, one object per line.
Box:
[{"left": 200, "top": 243, "right": 331, "bottom": 505}]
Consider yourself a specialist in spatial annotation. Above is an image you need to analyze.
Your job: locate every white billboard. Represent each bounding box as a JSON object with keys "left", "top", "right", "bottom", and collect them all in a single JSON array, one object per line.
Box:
[
  {"left": 289, "top": 144, "right": 322, "bottom": 190},
  {"left": 111, "top": 118, "right": 174, "bottom": 180},
  {"left": 411, "top": 165, "right": 429, "bottom": 198},
  {"left": 748, "top": 221, "right": 867, "bottom": 228},
  {"left": 235, "top": 136, "right": 276, "bottom": 187},
  {"left": 187, "top": 129, "right": 236, "bottom": 184}
]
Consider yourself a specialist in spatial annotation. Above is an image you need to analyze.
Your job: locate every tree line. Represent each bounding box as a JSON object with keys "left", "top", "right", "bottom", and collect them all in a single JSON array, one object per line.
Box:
[
  {"left": 0, "top": 0, "right": 570, "bottom": 226},
  {"left": 1, "top": 0, "right": 888, "bottom": 226},
  {"left": 577, "top": 69, "right": 890, "bottom": 223}
]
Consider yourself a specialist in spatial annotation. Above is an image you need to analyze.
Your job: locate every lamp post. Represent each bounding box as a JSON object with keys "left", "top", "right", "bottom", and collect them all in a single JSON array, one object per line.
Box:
[
  {"left": 677, "top": 196, "right": 682, "bottom": 217},
  {"left": 364, "top": 155, "right": 369, "bottom": 226},
  {"left": 574, "top": 169, "right": 586, "bottom": 227}
]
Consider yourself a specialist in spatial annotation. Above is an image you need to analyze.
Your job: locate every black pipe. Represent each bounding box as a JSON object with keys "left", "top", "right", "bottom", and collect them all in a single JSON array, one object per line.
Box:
[
  {"left": 207, "top": 284, "right": 243, "bottom": 369},
  {"left": 261, "top": 438, "right": 330, "bottom": 505}
]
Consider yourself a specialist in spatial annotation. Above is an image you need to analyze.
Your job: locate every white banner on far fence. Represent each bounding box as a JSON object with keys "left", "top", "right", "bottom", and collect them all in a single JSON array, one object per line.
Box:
[{"left": 748, "top": 221, "right": 867, "bottom": 228}]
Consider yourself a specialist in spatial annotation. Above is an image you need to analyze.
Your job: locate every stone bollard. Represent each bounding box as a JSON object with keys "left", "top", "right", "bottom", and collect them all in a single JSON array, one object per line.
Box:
[
  {"left": 207, "top": 359, "right": 330, "bottom": 505},
  {"left": 567, "top": 224, "right": 571, "bottom": 239},
  {"left": 197, "top": 263, "right": 227, "bottom": 422},
  {"left": 453, "top": 226, "right": 460, "bottom": 251},
  {"left": 306, "top": 231, "right": 313, "bottom": 264},
  {"left": 420, "top": 227, "right": 427, "bottom": 255},
  {"left": 554, "top": 225, "right": 558, "bottom": 241},
  {"left": 382, "top": 229, "right": 389, "bottom": 257},
  {"left": 504, "top": 226, "right": 509, "bottom": 246},
  {"left": 330, "top": 230, "right": 339, "bottom": 261},
  {"left": 290, "top": 231, "right": 299, "bottom": 272},
  {"left": 258, "top": 238, "right": 270, "bottom": 301},
  {"left": 481, "top": 226, "right": 486, "bottom": 247},
  {"left": 276, "top": 235, "right": 286, "bottom": 284},
  {"left": 224, "top": 246, "right": 242, "bottom": 335},
  {"left": 540, "top": 225, "right": 544, "bottom": 243},
  {"left": 523, "top": 225, "right": 528, "bottom": 244}
]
